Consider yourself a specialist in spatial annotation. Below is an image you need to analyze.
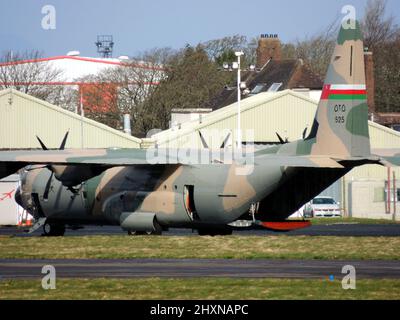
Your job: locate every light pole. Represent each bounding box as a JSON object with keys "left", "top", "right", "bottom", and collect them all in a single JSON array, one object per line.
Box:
[{"left": 234, "top": 51, "right": 244, "bottom": 151}]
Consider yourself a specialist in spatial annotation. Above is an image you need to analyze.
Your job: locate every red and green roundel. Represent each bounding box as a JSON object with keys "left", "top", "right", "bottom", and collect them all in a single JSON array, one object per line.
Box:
[{"left": 321, "top": 84, "right": 367, "bottom": 100}]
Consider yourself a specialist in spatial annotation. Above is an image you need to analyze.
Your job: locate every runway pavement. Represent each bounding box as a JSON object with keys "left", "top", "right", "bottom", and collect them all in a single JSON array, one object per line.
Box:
[
  {"left": 1, "top": 223, "right": 400, "bottom": 237},
  {"left": 1, "top": 258, "right": 400, "bottom": 279}
]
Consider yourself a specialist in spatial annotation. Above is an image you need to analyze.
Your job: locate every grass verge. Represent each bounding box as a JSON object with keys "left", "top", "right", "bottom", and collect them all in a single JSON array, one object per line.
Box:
[
  {"left": 1, "top": 278, "right": 400, "bottom": 300},
  {"left": 308, "top": 218, "right": 399, "bottom": 225},
  {"left": 1, "top": 235, "right": 400, "bottom": 260}
]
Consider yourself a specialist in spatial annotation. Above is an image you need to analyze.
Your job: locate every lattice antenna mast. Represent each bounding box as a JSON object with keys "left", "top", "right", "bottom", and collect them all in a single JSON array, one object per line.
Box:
[{"left": 95, "top": 35, "right": 114, "bottom": 58}]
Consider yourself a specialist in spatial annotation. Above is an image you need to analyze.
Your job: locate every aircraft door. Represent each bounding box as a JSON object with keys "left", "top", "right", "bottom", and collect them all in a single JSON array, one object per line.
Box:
[{"left": 183, "top": 185, "right": 199, "bottom": 221}]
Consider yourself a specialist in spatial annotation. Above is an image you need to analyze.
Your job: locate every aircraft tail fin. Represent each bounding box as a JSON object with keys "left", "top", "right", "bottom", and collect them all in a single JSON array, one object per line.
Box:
[{"left": 305, "top": 19, "right": 371, "bottom": 157}]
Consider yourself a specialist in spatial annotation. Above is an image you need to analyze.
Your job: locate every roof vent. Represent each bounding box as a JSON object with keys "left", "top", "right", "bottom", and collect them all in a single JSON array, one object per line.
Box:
[
  {"left": 118, "top": 55, "right": 130, "bottom": 60},
  {"left": 66, "top": 51, "right": 80, "bottom": 56}
]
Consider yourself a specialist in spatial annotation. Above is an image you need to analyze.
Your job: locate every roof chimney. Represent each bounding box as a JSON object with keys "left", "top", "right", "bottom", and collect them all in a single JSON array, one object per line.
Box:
[
  {"left": 256, "top": 34, "right": 281, "bottom": 68},
  {"left": 364, "top": 50, "right": 375, "bottom": 116},
  {"left": 123, "top": 114, "right": 132, "bottom": 135}
]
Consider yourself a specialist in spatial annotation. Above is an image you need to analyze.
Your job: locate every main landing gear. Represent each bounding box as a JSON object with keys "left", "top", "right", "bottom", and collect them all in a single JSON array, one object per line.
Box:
[
  {"left": 42, "top": 222, "right": 66, "bottom": 237},
  {"left": 127, "top": 219, "right": 163, "bottom": 236}
]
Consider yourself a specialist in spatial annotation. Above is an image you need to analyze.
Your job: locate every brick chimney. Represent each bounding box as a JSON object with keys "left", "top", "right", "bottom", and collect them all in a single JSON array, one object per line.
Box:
[
  {"left": 364, "top": 51, "right": 375, "bottom": 116},
  {"left": 256, "top": 34, "right": 281, "bottom": 68}
]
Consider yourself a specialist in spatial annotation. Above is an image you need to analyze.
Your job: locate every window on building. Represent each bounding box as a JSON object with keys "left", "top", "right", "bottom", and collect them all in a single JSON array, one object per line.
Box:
[
  {"left": 374, "top": 187, "right": 385, "bottom": 202},
  {"left": 267, "top": 82, "right": 283, "bottom": 92},
  {"left": 384, "top": 186, "right": 400, "bottom": 202},
  {"left": 250, "top": 83, "right": 266, "bottom": 95}
]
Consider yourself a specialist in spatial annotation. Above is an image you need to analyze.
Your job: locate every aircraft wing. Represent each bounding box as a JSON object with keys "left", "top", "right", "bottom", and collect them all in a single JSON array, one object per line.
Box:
[
  {"left": 0, "top": 148, "right": 156, "bottom": 181},
  {"left": 0, "top": 148, "right": 348, "bottom": 181}
]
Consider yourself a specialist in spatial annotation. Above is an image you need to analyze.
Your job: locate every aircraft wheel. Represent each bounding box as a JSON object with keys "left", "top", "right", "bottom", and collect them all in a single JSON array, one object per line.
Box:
[
  {"left": 128, "top": 230, "right": 145, "bottom": 235},
  {"left": 127, "top": 221, "right": 163, "bottom": 236},
  {"left": 43, "top": 223, "right": 65, "bottom": 237},
  {"left": 151, "top": 220, "right": 163, "bottom": 235}
]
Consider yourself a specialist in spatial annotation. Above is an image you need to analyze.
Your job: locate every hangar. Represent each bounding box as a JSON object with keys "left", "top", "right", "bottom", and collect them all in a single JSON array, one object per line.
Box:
[
  {"left": 0, "top": 88, "right": 141, "bottom": 149},
  {"left": 145, "top": 90, "right": 400, "bottom": 221}
]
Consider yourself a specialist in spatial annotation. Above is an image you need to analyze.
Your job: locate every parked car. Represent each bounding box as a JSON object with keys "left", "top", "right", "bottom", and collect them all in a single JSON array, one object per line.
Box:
[{"left": 303, "top": 196, "right": 341, "bottom": 218}]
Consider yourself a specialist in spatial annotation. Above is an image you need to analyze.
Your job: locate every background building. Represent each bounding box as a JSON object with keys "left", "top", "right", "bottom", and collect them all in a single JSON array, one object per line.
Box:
[
  {"left": 0, "top": 89, "right": 141, "bottom": 149},
  {"left": 207, "top": 34, "right": 324, "bottom": 110},
  {"left": 0, "top": 53, "right": 164, "bottom": 130}
]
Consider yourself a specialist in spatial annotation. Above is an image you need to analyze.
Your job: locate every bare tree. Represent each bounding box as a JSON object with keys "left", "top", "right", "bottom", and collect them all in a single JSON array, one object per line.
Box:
[
  {"left": 202, "top": 35, "right": 248, "bottom": 61},
  {"left": 75, "top": 52, "right": 167, "bottom": 131},
  {"left": 0, "top": 50, "right": 64, "bottom": 101},
  {"left": 293, "top": 19, "right": 339, "bottom": 78},
  {"left": 362, "top": 0, "right": 400, "bottom": 113},
  {"left": 362, "top": 0, "right": 398, "bottom": 50}
]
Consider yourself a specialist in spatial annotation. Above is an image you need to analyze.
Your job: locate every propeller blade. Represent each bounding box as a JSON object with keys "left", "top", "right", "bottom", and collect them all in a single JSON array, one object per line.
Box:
[
  {"left": 25, "top": 165, "right": 47, "bottom": 171},
  {"left": 276, "top": 132, "right": 285, "bottom": 144},
  {"left": 36, "top": 136, "right": 48, "bottom": 150},
  {"left": 59, "top": 130, "right": 69, "bottom": 150},
  {"left": 198, "top": 131, "right": 209, "bottom": 149},
  {"left": 302, "top": 127, "right": 308, "bottom": 140},
  {"left": 220, "top": 132, "right": 231, "bottom": 149},
  {"left": 43, "top": 171, "right": 54, "bottom": 200}
]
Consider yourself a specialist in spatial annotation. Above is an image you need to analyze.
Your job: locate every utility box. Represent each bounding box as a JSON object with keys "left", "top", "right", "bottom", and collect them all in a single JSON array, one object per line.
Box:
[{"left": 0, "top": 174, "right": 24, "bottom": 226}]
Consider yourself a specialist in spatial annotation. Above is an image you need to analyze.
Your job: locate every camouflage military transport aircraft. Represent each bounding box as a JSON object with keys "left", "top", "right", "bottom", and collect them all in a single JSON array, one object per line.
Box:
[{"left": 0, "top": 20, "right": 399, "bottom": 236}]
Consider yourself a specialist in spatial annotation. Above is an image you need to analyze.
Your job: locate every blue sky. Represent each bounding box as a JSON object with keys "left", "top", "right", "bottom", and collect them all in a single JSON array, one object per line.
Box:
[{"left": 1, "top": 0, "right": 399, "bottom": 58}]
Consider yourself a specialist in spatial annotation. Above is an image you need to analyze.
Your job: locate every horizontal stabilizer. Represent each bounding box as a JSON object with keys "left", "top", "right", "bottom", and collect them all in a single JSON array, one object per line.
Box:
[{"left": 372, "top": 149, "right": 400, "bottom": 167}]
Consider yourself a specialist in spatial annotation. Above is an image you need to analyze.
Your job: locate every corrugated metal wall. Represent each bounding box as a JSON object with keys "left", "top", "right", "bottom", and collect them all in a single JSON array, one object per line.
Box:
[
  {"left": 151, "top": 91, "right": 318, "bottom": 149},
  {"left": 0, "top": 89, "right": 141, "bottom": 149}
]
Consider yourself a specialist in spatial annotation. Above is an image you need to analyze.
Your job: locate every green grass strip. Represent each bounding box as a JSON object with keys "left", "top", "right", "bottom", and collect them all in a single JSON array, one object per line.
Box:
[
  {"left": 1, "top": 235, "right": 400, "bottom": 260},
  {"left": 1, "top": 278, "right": 400, "bottom": 300}
]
